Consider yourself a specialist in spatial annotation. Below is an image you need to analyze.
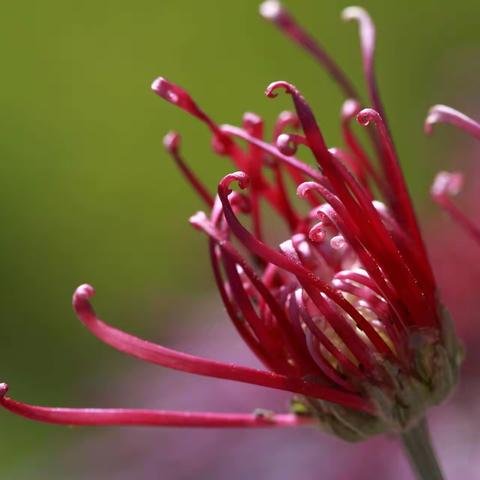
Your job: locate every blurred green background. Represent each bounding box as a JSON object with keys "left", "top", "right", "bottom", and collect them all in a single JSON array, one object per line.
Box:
[{"left": 0, "top": 0, "right": 479, "bottom": 474}]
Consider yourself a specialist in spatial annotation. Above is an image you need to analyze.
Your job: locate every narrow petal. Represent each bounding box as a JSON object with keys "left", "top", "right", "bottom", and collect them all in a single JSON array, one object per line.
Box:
[
  {"left": 219, "top": 173, "right": 395, "bottom": 356},
  {"left": 72, "top": 285, "right": 372, "bottom": 411},
  {"left": 357, "top": 108, "right": 435, "bottom": 292},
  {"left": 342, "top": 7, "right": 385, "bottom": 123},
  {"left": 0, "top": 384, "right": 312, "bottom": 428},
  {"left": 425, "top": 105, "right": 480, "bottom": 139}
]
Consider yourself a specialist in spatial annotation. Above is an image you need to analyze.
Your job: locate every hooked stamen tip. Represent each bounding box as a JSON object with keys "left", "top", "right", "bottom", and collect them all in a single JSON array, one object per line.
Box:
[
  {"left": 265, "top": 81, "right": 292, "bottom": 99},
  {"left": 357, "top": 108, "right": 378, "bottom": 126},
  {"left": 424, "top": 106, "right": 450, "bottom": 135},
  {"left": 331, "top": 235, "right": 347, "bottom": 250},
  {"left": 219, "top": 172, "right": 250, "bottom": 195},
  {"left": 74, "top": 284, "right": 96, "bottom": 300},
  {"left": 296, "top": 181, "right": 318, "bottom": 199},
  {"left": 308, "top": 224, "right": 326, "bottom": 243}
]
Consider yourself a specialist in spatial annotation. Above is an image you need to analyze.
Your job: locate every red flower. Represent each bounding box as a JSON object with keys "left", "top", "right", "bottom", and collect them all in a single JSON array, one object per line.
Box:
[{"left": 0, "top": 2, "right": 462, "bottom": 440}]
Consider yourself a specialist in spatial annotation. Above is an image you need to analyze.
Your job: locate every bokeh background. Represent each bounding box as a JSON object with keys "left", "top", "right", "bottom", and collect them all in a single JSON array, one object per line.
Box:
[{"left": 1, "top": 0, "right": 480, "bottom": 478}]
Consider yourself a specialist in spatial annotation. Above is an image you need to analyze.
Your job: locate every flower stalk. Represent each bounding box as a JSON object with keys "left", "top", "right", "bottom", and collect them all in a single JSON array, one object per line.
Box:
[{"left": 400, "top": 417, "right": 445, "bottom": 480}]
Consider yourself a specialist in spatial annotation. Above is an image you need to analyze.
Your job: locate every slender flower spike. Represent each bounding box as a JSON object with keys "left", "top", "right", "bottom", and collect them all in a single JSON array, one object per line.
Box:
[
  {"left": 426, "top": 105, "right": 480, "bottom": 245},
  {"left": 1, "top": 3, "right": 464, "bottom": 479}
]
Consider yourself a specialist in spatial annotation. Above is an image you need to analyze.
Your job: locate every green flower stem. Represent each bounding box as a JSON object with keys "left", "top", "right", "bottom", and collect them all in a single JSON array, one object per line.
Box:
[{"left": 400, "top": 417, "right": 445, "bottom": 480}]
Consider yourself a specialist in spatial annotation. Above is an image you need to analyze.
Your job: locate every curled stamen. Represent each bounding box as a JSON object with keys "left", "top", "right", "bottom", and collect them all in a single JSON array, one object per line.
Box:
[
  {"left": 265, "top": 80, "right": 296, "bottom": 99},
  {"left": 73, "top": 285, "right": 368, "bottom": 405},
  {"left": 425, "top": 105, "right": 480, "bottom": 139},
  {"left": 330, "top": 235, "right": 346, "bottom": 250},
  {"left": 0, "top": 383, "right": 312, "bottom": 428},
  {"left": 299, "top": 180, "right": 418, "bottom": 330},
  {"left": 219, "top": 171, "right": 250, "bottom": 195},
  {"left": 221, "top": 176, "right": 394, "bottom": 357},
  {"left": 260, "top": 1, "right": 358, "bottom": 99},
  {"left": 266, "top": 81, "right": 337, "bottom": 173},
  {"left": 308, "top": 222, "right": 327, "bottom": 243},
  {"left": 356, "top": 108, "right": 380, "bottom": 128},
  {"left": 193, "top": 215, "right": 317, "bottom": 374},
  {"left": 357, "top": 108, "right": 430, "bottom": 266},
  {"left": 341, "top": 99, "right": 384, "bottom": 193},
  {"left": 276, "top": 133, "right": 307, "bottom": 156},
  {"left": 220, "top": 124, "right": 324, "bottom": 182}
]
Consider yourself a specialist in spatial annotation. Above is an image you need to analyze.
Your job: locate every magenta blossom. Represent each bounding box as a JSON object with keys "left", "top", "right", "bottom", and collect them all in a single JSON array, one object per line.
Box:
[{"left": 0, "top": 3, "right": 463, "bottom": 478}]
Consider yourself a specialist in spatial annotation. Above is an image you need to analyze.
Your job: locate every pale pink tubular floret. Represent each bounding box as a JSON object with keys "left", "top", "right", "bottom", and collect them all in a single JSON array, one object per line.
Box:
[
  {"left": 425, "top": 104, "right": 480, "bottom": 139},
  {"left": 431, "top": 171, "right": 480, "bottom": 245},
  {"left": 431, "top": 171, "right": 464, "bottom": 200},
  {"left": 72, "top": 284, "right": 372, "bottom": 412},
  {"left": 427, "top": 107, "right": 480, "bottom": 244},
  {"left": 0, "top": 383, "right": 312, "bottom": 428}
]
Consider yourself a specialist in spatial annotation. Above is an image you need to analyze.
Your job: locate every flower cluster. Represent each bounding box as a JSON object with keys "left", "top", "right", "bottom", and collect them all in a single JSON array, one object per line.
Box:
[{"left": 0, "top": 1, "right": 463, "bottom": 441}]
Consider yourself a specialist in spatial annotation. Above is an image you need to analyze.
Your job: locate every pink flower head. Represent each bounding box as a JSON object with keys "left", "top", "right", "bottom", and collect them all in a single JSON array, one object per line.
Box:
[{"left": 0, "top": 2, "right": 462, "bottom": 441}]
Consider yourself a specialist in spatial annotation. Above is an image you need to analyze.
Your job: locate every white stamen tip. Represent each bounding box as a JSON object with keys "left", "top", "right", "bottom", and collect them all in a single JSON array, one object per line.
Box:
[
  {"left": 431, "top": 171, "right": 464, "bottom": 198},
  {"left": 151, "top": 77, "right": 165, "bottom": 92},
  {"left": 341, "top": 6, "right": 365, "bottom": 21},
  {"left": 259, "top": 0, "right": 282, "bottom": 20}
]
